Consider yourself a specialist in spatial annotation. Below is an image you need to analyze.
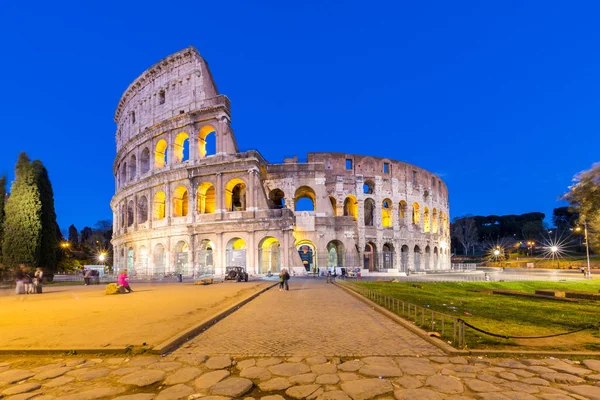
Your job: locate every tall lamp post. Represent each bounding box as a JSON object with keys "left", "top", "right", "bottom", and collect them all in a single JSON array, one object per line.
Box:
[
  {"left": 550, "top": 246, "right": 559, "bottom": 268},
  {"left": 576, "top": 224, "right": 592, "bottom": 279}
]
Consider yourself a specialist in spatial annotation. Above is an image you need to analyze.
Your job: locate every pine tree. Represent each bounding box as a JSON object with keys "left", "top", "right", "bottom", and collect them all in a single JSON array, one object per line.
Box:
[
  {"left": 0, "top": 175, "right": 6, "bottom": 264},
  {"left": 68, "top": 224, "right": 79, "bottom": 247},
  {"left": 32, "top": 160, "right": 60, "bottom": 272},
  {"left": 2, "top": 153, "right": 42, "bottom": 269}
]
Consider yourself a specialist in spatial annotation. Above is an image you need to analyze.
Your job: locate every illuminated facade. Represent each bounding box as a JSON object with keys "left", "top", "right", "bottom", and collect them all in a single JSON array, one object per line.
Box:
[{"left": 111, "top": 47, "right": 451, "bottom": 276}]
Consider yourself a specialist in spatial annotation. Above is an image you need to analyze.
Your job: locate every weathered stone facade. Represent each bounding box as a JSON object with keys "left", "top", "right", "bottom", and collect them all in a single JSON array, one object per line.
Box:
[{"left": 111, "top": 47, "right": 450, "bottom": 276}]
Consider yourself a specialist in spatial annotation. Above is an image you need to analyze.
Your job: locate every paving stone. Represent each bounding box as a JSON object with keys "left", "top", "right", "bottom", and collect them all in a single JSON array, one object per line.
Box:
[
  {"left": 0, "top": 369, "right": 35, "bottom": 384},
  {"left": 32, "top": 363, "right": 66, "bottom": 373},
  {"left": 494, "top": 360, "right": 527, "bottom": 369},
  {"left": 521, "top": 377, "right": 550, "bottom": 386},
  {"left": 65, "top": 359, "right": 86, "bottom": 367},
  {"left": 316, "top": 390, "right": 352, "bottom": 400},
  {"left": 521, "top": 359, "right": 547, "bottom": 366},
  {"left": 258, "top": 377, "right": 292, "bottom": 391},
  {"left": 473, "top": 394, "right": 511, "bottom": 400},
  {"left": 191, "top": 397, "right": 230, "bottom": 400},
  {"left": 3, "top": 391, "right": 44, "bottom": 400},
  {"left": 269, "top": 363, "right": 311, "bottom": 377},
  {"left": 498, "top": 392, "right": 538, "bottom": 400},
  {"left": 396, "top": 358, "right": 436, "bottom": 376},
  {"left": 316, "top": 374, "right": 339, "bottom": 385},
  {"left": 338, "top": 373, "right": 360, "bottom": 381},
  {"left": 240, "top": 367, "right": 272, "bottom": 380},
  {"left": 119, "top": 370, "right": 166, "bottom": 386},
  {"left": 540, "top": 372, "right": 585, "bottom": 384},
  {"left": 396, "top": 376, "right": 424, "bottom": 389},
  {"left": 175, "top": 353, "right": 208, "bottom": 366},
  {"left": 425, "top": 374, "right": 464, "bottom": 394},
  {"left": 393, "top": 388, "right": 442, "bottom": 399},
  {"left": 262, "top": 396, "right": 286, "bottom": 400},
  {"left": 32, "top": 395, "right": 56, "bottom": 400},
  {"left": 359, "top": 364, "right": 403, "bottom": 377},
  {"left": 113, "top": 395, "right": 156, "bottom": 400},
  {"left": 341, "top": 378, "right": 394, "bottom": 400},
  {"left": 498, "top": 372, "right": 518, "bottom": 381},
  {"left": 337, "top": 360, "right": 362, "bottom": 372},
  {"left": 510, "top": 369, "right": 535, "bottom": 378},
  {"left": 464, "top": 379, "right": 503, "bottom": 392},
  {"left": 148, "top": 362, "right": 183, "bottom": 372},
  {"left": 67, "top": 367, "right": 110, "bottom": 381},
  {"left": 285, "top": 384, "right": 322, "bottom": 399},
  {"left": 562, "top": 384, "right": 600, "bottom": 400},
  {"left": 550, "top": 364, "right": 593, "bottom": 377},
  {"left": 164, "top": 367, "right": 202, "bottom": 385},
  {"left": 236, "top": 359, "right": 256, "bottom": 370},
  {"left": 42, "top": 375, "right": 74, "bottom": 388},
  {"left": 155, "top": 383, "right": 195, "bottom": 400},
  {"left": 429, "top": 357, "right": 449, "bottom": 364},
  {"left": 536, "top": 394, "right": 576, "bottom": 400},
  {"left": 206, "top": 356, "right": 233, "bottom": 370},
  {"left": 589, "top": 374, "right": 600, "bottom": 381},
  {"left": 210, "top": 377, "right": 253, "bottom": 397},
  {"left": 306, "top": 356, "right": 328, "bottom": 365},
  {"left": 499, "top": 381, "right": 540, "bottom": 394},
  {"left": 290, "top": 373, "right": 318, "bottom": 384},
  {"left": 287, "top": 357, "right": 304, "bottom": 363},
  {"left": 194, "top": 370, "right": 230, "bottom": 390},
  {"left": 256, "top": 358, "right": 283, "bottom": 368},
  {"left": 1, "top": 382, "right": 41, "bottom": 395},
  {"left": 584, "top": 360, "right": 600, "bottom": 372},
  {"left": 57, "top": 387, "right": 126, "bottom": 400},
  {"left": 33, "top": 367, "right": 71, "bottom": 380},
  {"left": 308, "top": 388, "right": 325, "bottom": 400},
  {"left": 111, "top": 367, "right": 143, "bottom": 376},
  {"left": 448, "top": 357, "right": 468, "bottom": 365},
  {"left": 362, "top": 356, "right": 398, "bottom": 368},
  {"left": 525, "top": 366, "right": 555, "bottom": 374},
  {"left": 128, "top": 357, "right": 159, "bottom": 367},
  {"left": 312, "top": 364, "right": 337, "bottom": 374}
]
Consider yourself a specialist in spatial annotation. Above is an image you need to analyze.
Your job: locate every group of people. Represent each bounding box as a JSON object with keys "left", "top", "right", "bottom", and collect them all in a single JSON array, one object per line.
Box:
[{"left": 15, "top": 265, "right": 44, "bottom": 295}]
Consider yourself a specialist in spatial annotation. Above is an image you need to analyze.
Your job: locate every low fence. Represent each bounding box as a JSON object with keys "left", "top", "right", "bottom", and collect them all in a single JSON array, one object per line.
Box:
[{"left": 336, "top": 279, "right": 466, "bottom": 348}]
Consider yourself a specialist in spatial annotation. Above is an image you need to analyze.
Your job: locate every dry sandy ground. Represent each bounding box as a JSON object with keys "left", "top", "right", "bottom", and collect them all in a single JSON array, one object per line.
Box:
[{"left": 0, "top": 281, "right": 272, "bottom": 350}]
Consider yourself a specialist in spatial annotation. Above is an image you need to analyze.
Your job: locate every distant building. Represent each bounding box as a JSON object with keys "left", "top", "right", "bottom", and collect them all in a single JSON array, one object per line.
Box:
[{"left": 111, "top": 47, "right": 451, "bottom": 276}]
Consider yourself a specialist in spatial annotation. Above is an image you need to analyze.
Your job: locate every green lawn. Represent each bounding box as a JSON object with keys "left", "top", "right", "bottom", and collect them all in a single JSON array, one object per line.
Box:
[{"left": 350, "top": 280, "right": 600, "bottom": 351}]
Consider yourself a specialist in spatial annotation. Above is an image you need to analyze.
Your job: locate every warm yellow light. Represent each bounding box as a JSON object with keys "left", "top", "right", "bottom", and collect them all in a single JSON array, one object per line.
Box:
[
  {"left": 551, "top": 246, "right": 558, "bottom": 253},
  {"left": 99, "top": 253, "right": 106, "bottom": 262},
  {"left": 493, "top": 250, "right": 500, "bottom": 256},
  {"left": 575, "top": 227, "right": 582, "bottom": 232}
]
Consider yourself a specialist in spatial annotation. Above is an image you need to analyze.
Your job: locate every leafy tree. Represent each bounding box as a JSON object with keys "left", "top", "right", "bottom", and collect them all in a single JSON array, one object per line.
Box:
[
  {"left": 32, "top": 160, "right": 59, "bottom": 272},
  {"left": 451, "top": 216, "right": 478, "bottom": 255},
  {"left": 552, "top": 206, "right": 579, "bottom": 232},
  {"left": 80, "top": 227, "right": 93, "bottom": 246},
  {"left": 2, "top": 153, "right": 42, "bottom": 269},
  {"left": 0, "top": 175, "right": 6, "bottom": 263},
  {"left": 563, "top": 163, "right": 600, "bottom": 252},
  {"left": 68, "top": 224, "right": 79, "bottom": 247}
]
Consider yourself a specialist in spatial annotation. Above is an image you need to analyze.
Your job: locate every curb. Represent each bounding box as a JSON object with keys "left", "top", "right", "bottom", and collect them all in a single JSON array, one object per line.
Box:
[
  {"left": 151, "top": 282, "right": 278, "bottom": 355},
  {"left": 334, "top": 282, "right": 466, "bottom": 356}
]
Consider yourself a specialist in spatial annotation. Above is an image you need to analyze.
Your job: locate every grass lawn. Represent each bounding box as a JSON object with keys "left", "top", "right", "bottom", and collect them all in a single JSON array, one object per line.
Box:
[{"left": 351, "top": 280, "right": 600, "bottom": 351}]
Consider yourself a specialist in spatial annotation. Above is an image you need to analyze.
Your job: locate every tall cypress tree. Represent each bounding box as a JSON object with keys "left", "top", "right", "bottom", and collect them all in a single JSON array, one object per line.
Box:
[
  {"left": 68, "top": 224, "right": 79, "bottom": 247},
  {"left": 2, "top": 153, "right": 42, "bottom": 269},
  {"left": 32, "top": 160, "right": 59, "bottom": 271},
  {"left": 0, "top": 175, "right": 6, "bottom": 264}
]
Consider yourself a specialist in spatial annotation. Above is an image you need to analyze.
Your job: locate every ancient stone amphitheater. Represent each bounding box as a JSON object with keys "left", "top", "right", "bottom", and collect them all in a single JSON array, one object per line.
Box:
[{"left": 111, "top": 47, "right": 450, "bottom": 277}]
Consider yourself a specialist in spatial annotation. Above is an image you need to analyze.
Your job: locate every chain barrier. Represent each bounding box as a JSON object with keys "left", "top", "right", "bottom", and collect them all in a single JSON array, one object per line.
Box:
[{"left": 459, "top": 319, "right": 600, "bottom": 340}]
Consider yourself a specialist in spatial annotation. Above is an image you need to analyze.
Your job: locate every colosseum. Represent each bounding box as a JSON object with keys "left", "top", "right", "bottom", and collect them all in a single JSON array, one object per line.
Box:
[{"left": 111, "top": 47, "right": 451, "bottom": 278}]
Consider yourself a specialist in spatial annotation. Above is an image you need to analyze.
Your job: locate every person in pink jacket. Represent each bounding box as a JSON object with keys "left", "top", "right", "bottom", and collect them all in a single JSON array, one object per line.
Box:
[{"left": 118, "top": 269, "right": 133, "bottom": 293}]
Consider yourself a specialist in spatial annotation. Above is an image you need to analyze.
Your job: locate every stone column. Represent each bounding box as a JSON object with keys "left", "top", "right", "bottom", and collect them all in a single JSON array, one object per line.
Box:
[
  {"left": 189, "top": 128, "right": 198, "bottom": 162},
  {"left": 166, "top": 184, "right": 172, "bottom": 224},
  {"left": 216, "top": 232, "right": 224, "bottom": 275},
  {"left": 190, "top": 234, "right": 197, "bottom": 276},
  {"left": 190, "top": 179, "right": 197, "bottom": 223},
  {"left": 167, "top": 131, "right": 175, "bottom": 166},
  {"left": 247, "top": 168, "right": 257, "bottom": 211},
  {"left": 216, "top": 173, "right": 224, "bottom": 214},
  {"left": 133, "top": 195, "right": 138, "bottom": 231},
  {"left": 165, "top": 237, "right": 171, "bottom": 273}
]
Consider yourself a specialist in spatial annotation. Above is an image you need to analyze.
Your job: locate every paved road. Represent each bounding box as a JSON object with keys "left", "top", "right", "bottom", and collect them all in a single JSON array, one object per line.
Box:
[{"left": 175, "top": 278, "right": 444, "bottom": 357}]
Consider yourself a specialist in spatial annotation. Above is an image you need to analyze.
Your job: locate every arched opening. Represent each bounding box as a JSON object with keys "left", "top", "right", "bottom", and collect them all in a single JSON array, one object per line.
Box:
[
  {"left": 433, "top": 247, "right": 439, "bottom": 270},
  {"left": 425, "top": 245, "right": 431, "bottom": 269},
  {"left": 153, "top": 191, "right": 166, "bottom": 220},
  {"left": 173, "top": 186, "right": 189, "bottom": 217},
  {"left": 120, "top": 203, "right": 125, "bottom": 229},
  {"left": 120, "top": 162, "right": 127, "bottom": 184},
  {"left": 153, "top": 244, "right": 166, "bottom": 275},
  {"left": 294, "top": 186, "right": 316, "bottom": 212},
  {"left": 127, "top": 247, "right": 134, "bottom": 274},
  {"left": 329, "top": 196, "right": 337, "bottom": 216},
  {"left": 127, "top": 200, "right": 134, "bottom": 226},
  {"left": 174, "top": 132, "right": 190, "bottom": 163},
  {"left": 424, "top": 207, "right": 430, "bottom": 232},
  {"left": 412, "top": 202, "right": 421, "bottom": 225},
  {"left": 199, "top": 126, "right": 217, "bottom": 158},
  {"left": 297, "top": 241, "right": 316, "bottom": 273},
  {"left": 327, "top": 240, "right": 345, "bottom": 269},
  {"left": 138, "top": 246, "right": 149, "bottom": 276},
  {"left": 129, "top": 155, "right": 137, "bottom": 180},
  {"left": 155, "top": 139, "right": 168, "bottom": 169},
  {"left": 140, "top": 147, "right": 150, "bottom": 174},
  {"left": 382, "top": 199, "right": 392, "bottom": 228},
  {"left": 443, "top": 213, "right": 449, "bottom": 233},
  {"left": 226, "top": 237, "right": 247, "bottom": 268},
  {"left": 432, "top": 209, "right": 438, "bottom": 233},
  {"left": 401, "top": 245, "right": 409, "bottom": 272},
  {"left": 174, "top": 240, "right": 190, "bottom": 275},
  {"left": 363, "top": 180, "right": 375, "bottom": 194},
  {"left": 364, "top": 242, "right": 377, "bottom": 271},
  {"left": 364, "top": 198, "right": 375, "bottom": 226},
  {"left": 268, "top": 189, "right": 285, "bottom": 209},
  {"left": 259, "top": 237, "right": 280, "bottom": 274},
  {"left": 399, "top": 200, "right": 407, "bottom": 224},
  {"left": 138, "top": 196, "right": 148, "bottom": 223},
  {"left": 382, "top": 242, "right": 394, "bottom": 269},
  {"left": 197, "top": 182, "right": 216, "bottom": 214},
  {"left": 439, "top": 212, "right": 444, "bottom": 234},
  {"left": 225, "top": 179, "right": 246, "bottom": 211},
  {"left": 198, "top": 239, "right": 215, "bottom": 275},
  {"left": 414, "top": 245, "right": 421, "bottom": 271},
  {"left": 343, "top": 195, "right": 358, "bottom": 221}
]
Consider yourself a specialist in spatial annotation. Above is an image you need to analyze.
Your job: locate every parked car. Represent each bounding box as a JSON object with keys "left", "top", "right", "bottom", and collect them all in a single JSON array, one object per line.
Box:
[{"left": 224, "top": 266, "right": 249, "bottom": 282}]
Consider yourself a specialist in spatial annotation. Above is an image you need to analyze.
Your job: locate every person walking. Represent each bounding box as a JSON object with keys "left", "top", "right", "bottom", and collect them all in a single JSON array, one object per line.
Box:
[
  {"left": 15, "top": 264, "right": 26, "bottom": 295},
  {"left": 283, "top": 268, "right": 290, "bottom": 291},
  {"left": 118, "top": 269, "right": 133, "bottom": 293},
  {"left": 279, "top": 269, "right": 285, "bottom": 291},
  {"left": 33, "top": 268, "right": 44, "bottom": 293}
]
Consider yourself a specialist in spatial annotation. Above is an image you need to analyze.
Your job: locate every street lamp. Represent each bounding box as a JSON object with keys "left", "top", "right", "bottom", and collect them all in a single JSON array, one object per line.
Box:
[
  {"left": 527, "top": 241, "right": 535, "bottom": 256},
  {"left": 551, "top": 246, "right": 559, "bottom": 268},
  {"left": 576, "top": 223, "right": 592, "bottom": 279}
]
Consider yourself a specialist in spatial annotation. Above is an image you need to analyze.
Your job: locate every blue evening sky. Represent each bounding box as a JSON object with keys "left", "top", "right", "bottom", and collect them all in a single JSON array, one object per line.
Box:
[{"left": 1, "top": 1, "right": 599, "bottom": 231}]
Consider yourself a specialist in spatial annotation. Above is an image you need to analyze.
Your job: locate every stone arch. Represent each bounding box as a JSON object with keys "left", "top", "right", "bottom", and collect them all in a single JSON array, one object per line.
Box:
[
  {"left": 443, "top": 212, "right": 449, "bottom": 232},
  {"left": 295, "top": 186, "right": 316, "bottom": 212},
  {"left": 425, "top": 245, "right": 431, "bottom": 269},
  {"left": 382, "top": 242, "right": 394, "bottom": 269},
  {"left": 269, "top": 189, "right": 285, "bottom": 209},
  {"left": 226, "top": 237, "right": 247, "bottom": 268},
  {"left": 382, "top": 198, "right": 393, "bottom": 228},
  {"left": 329, "top": 196, "right": 337, "bottom": 216},
  {"left": 197, "top": 182, "right": 216, "bottom": 214},
  {"left": 155, "top": 139, "right": 168, "bottom": 169},
  {"left": 439, "top": 211, "right": 444, "bottom": 234},
  {"left": 225, "top": 178, "right": 246, "bottom": 211},
  {"left": 120, "top": 162, "right": 127, "bottom": 184},
  {"left": 173, "top": 186, "right": 189, "bottom": 217},
  {"left": 343, "top": 195, "right": 358, "bottom": 221},
  {"left": 433, "top": 247, "right": 439, "bottom": 269},
  {"left": 153, "top": 191, "right": 166, "bottom": 220},
  {"left": 198, "top": 239, "right": 215, "bottom": 274},
  {"left": 127, "top": 247, "right": 134, "bottom": 273},
  {"left": 296, "top": 240, "right": 316, "bottom": 272},
  {"left": 327, "top": 240, "right": 345, "bottom": 268},
  {"left": 138, "top": 246, "right": 149, "bottom": 275},
  {"left": 363, "top": 179, "right": 375, "bottom": 194},
  {"left": 259, "top": 236, "right": 281, "bottom": 274},
  {"left": 138, "top": 195, "right": 148, "bottom": 223},
  {"left": 174, "top": 240, "right": 190, "bottom": 275},
  {"left": 401, "top": 245, "right": 409, "bottom": 272},
  {"left": 432, "top": 208, "right": 438, "bottom": 233},
  {"left": 140, "top": 147, "right": 150, "bottom": 174},
  {"left": 414, "top": 245, "right": 422, "bottom": 271},
  {"left": 153, "top": 243, "right": 166, "bottom": 274},
  {"left": 399, "top": 200, "right": 407, "bottom": 222},
  {"left": 364, "top": 198, "right": 375, "bottom": 226},
  {"left": 129, "top": 154, "right": 137, "bottom": 180},
  {"left": 199, "top": 125, "right": 217, "bottom": 158},
  {"left": 174, "top": 132, "right": 190, "bottom": 163},
  {"left": 424, "top": 207, "right": 430, "bottom": 232},
  {"left": 364, "top": 242, "right": 377, "bottom": 271},
  {"left": 412, "top": 202, "right": 421, "bottom": 225},
  {"left": 127, "top": 200, "right": 134, "bottom": 226}
]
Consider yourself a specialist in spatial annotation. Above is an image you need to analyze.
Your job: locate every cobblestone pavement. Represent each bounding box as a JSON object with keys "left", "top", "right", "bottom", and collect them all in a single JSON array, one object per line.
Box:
[{"left": 175, "top": 279, "right": 444, "bottom": 357}]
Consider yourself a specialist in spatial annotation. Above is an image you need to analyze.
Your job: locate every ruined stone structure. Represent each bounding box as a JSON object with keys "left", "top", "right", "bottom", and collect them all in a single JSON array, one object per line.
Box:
[{"left": 111, "top": 47, "right": 451, "bottom": 276}]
